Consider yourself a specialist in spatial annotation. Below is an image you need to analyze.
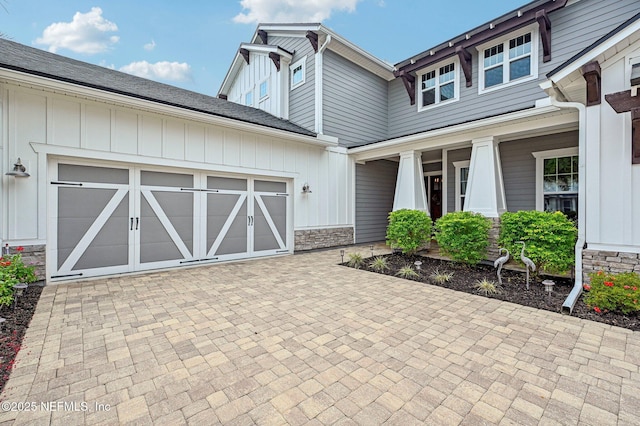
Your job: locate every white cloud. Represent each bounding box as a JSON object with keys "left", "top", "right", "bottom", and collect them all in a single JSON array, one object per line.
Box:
[
  {"left": 119, "top": 61, "right": 192, "bottom": 82},
  {"left": 233, "top": 0, "right": 360, "bottom": 24},
  {"left": 35, "top": 7, "right": 119, "bottom": 54},
  {"left": 143, "top": 39, "right": 156, "bottom": 51}
]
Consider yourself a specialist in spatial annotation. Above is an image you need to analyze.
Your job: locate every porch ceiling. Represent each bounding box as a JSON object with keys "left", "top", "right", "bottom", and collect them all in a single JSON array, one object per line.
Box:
[{"left": 349, "top": 104, "right": 578, "bottom": 163}]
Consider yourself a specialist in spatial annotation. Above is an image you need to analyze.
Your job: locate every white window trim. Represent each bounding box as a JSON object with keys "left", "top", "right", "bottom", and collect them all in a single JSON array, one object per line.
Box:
[
  {"left": 416, "top": 57, "right": 460, "bottom": 112},
  {"left": 453, "top": 160, "right": 470, "bottom": 212},
  {"left": 290, "top": 57, "right": 306, "bottom": 90},
  {"left": 259, "top": 79, "right": 269, "bottom": 101},
  {"left": 477, "top": 24, "right": 539, "bottom": 95},
  {"left": 532, "top": 147, "right": 579, "bottom": 211},
  {"left": 244, "top": 89, "right": 254, "bottom": 107}
]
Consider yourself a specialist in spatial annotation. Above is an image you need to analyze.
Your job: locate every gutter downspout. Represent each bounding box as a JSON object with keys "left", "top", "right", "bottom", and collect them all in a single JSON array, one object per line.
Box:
[
  {"left": 547, "top": 89, "right": 586, "bottom": 314},
  {"left": 315, "top": 35, "right": 332, "bottom": 134}
]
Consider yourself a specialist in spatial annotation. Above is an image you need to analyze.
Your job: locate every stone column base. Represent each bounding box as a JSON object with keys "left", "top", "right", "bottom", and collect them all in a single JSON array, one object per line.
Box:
[{"left": 582, "top": 249, "right": 640, "bottom": 282}]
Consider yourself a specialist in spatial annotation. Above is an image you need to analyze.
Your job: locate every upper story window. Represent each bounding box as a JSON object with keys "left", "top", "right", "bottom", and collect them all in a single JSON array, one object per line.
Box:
[
  {"left": 290, "top": 57, "right": 306, "bottom": 90},
  {"left": 478, "top": 26, "right": 538, "bottom": 93},
  {"left": 418, "top": 59, "right": 459, "bottom": 111},
  {"left": 259, "top": 80, "right": 269, "bottom": 100},
  {"left": 244, "top": 91, "right": 253, "bottom": 106}
]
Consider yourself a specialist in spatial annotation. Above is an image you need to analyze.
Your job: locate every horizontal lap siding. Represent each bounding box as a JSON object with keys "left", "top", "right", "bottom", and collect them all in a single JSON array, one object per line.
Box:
[
  {"left": 355, "top": 160, "right": 397, "bottom": 243},
  {"left": 388, "top": 0, "right": 640, "bottom": 140},
  {"left": 500, "top": 131, "right": 578, "bottom": 212},
  {"left": 270, "top": 36, "right": 316, "bottom": 133},
  {"left": 324, "top": 50, "right": 388, "bottom": 147}
]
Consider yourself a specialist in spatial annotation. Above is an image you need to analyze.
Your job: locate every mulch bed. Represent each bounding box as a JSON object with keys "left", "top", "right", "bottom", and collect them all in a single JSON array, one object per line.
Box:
[
  {"left": 0, "top": 285, "right": 42, "bottom": 394},
  {"left": 343, "top": 253, "right": 640, "bottom": 332}
]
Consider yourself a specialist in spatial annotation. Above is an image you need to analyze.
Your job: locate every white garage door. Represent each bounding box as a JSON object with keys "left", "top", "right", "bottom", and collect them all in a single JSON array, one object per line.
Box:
[{"left": 50, "top": 161, "right": 290, "bottom": 281}]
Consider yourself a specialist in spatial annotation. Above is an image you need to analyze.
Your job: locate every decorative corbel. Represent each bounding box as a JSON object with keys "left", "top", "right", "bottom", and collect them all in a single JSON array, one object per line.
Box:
[
  {"left": 269, "top": 52, "right": 281, "bottom": 71},
  {"left": 582, "top": 61, "right": 601, "bottom": 106},
  {"left": 306, "top": 31, "right": 319, "bottom": 53},
  {"left": 258, "top": 30, "right": 268, "bottom": 45},
  {"left": 605, "top": 90, "right": 640, "bottom": 164},
  {"left": 535, "top": 10, "right": 552, "bottom": 62},
  {"left": 398, "top": 72, "right": 416, "bottom": 106},
  {"left": 239, "top": 48, "right": 250, "bottom": 64},
  {"left": 456, "top": 46, "right": 473, "bottom": 87}
]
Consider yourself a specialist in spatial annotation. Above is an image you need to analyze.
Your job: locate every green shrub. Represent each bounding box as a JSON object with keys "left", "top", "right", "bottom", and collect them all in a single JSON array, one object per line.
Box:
[
  {"left": 396, "top": 265, "right": 419, "bottom": 279},
  {"left": 385, "top": 209, "right": 432, "bottom": 255},
  {"left": 430, "top": 269, "right": 454, "bottom": 284},
  {"left": 434, "top": 211, "right": 491, "bottom": 264},
  {"left": 369, "top": 256, "right": 389, "bottom": 272},
  {"left": 0, "top": 247, "right": 36, "bottom": 307},
  {"left": 473, "top": 278, "right": 500, "bottom": 295},
  {"left": 499, "top": 211, "right": 577, "bottom": 274},
  {"left": 584, "top": 271, "right": 640, "bottom": 314}
]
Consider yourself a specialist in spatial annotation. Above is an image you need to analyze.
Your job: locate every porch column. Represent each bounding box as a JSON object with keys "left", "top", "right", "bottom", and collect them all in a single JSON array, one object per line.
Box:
[
  {"left": 393, "top": 150, "right": 429, "bottom": 213},
  {"left": 464, "top": 137, "right": 506, "bottom": 217}
]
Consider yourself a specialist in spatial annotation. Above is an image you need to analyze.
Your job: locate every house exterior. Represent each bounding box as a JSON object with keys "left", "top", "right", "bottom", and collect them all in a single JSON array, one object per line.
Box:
[{"left": 1, "top": 0, "right": 639, "bottom": 308}]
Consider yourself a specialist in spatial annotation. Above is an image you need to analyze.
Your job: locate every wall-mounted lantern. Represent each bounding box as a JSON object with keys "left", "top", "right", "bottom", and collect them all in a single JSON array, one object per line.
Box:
[
  {"left": 302, "top": 183, "right": 312, "bottom": 194},
  {"left": 5, "top": 158, "right": 30, "bottom": 177}
]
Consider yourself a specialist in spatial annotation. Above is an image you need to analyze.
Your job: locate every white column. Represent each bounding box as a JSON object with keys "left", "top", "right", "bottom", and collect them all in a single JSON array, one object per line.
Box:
[
  {"left": 393, "top": 150, "right": 428, "bottom": 213},
  {"left": 464, "top": 137, "right": 506, "bottom": 217}
]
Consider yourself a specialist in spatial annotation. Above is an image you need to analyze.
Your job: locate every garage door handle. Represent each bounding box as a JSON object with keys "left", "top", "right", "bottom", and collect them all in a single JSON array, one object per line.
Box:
[
  {"left": 130, "top": 217, "right": 134, "bottom": 230},
  {"left": 136, "top": 217, "right": 140, "bottom": 230}
]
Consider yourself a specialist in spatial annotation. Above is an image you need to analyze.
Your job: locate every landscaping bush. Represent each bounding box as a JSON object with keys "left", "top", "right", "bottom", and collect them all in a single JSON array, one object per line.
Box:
[
  {"left": 0, "top": 247, "right": 37, "bottom": 307},
  {"left": 385, "top": 209, "right": 432, "bottom": 255},
  {"left": 584, "top": 270, "right": 640, "bottom": 314},
  {"left": 434, "top": 211, "right": 491, "bottom": 265},
  {"left": 499, "top": 211, "right": 577, "bottom": 274}
]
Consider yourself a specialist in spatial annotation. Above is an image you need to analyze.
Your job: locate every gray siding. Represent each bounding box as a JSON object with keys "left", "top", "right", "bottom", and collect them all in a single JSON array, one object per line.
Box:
[
  {"left": 323, "top": 50, "right": 388, "bottom": 147},
  {"left": 388, "top": 0, "right": 639, "bottom": 140},
  {"left": 501, "top": 131, "right": 578, "bottom": 212},
  {"left": 355, "top": 160, "right": 397, "bottom": 243},
  {"left": 446, "top": 147, "right": 472, "bottom": 214},
  {"left": 270, "top": 36, "right": 316, "bottom": 132},
  {"left": 423, "top": 162, "right": 442, "bottom": 173}
]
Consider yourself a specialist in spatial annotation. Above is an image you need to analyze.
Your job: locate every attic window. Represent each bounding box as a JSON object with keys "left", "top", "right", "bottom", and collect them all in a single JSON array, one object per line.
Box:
[{"left": 290, "top": 57, "right": 306, "bottom": 90}]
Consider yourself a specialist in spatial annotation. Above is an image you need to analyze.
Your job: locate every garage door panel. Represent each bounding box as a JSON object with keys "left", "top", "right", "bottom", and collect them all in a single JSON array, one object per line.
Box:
[
  {"left": 152, "top": 191, "right": 194, "bottom": 254},
  {"left": 215, "top": 210, "right": 248, "bottom": 255},
  {"left": 139, "top": 195, "right": 186, "bottom": 263},
  {"left": 207, "top": 192, "right": 248, "bottom": 257},
  {"left": 58, "top": 164, "right": 129, "bottom": 184}
]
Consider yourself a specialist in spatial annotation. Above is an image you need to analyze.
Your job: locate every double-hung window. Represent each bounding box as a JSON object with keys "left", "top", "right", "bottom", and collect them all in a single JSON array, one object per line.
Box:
[
  {"left": 533, "top": 148, "right": 579, "bottom": 218},
  {"left": 419, "top": 60, "right": 458, "bottom": 110},
  {"left": 479, "top": 27, "right": 537, "bottom": 92},
  {"left": 290, "top": 57, "right": 306, "bottom": 90},
  {"left": 453, "top": 160, "right": 470, "bottom": 211}
]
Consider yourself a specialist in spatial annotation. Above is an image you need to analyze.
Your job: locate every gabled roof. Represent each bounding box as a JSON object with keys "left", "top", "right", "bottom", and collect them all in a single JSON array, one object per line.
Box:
[
  {"left": 0, "top": 38, "right": 316, "bottom": 137},
  {"left": 218, "top": 23, "right": 396, "bottom": 97}
]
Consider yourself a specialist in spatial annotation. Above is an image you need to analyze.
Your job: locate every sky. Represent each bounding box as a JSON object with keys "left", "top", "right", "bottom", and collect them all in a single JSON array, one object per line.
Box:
[{"left": 0, "top": 0, "right": 530, "bottom": 97}]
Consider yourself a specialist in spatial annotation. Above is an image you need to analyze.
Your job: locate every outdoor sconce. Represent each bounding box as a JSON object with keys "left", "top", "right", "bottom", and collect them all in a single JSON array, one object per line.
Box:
[
  {"left": 302, "top": 183, "right": 312, "bottom": 194},
  {"left": 5, "top": 158, "right": 30, "bottom": 177}
]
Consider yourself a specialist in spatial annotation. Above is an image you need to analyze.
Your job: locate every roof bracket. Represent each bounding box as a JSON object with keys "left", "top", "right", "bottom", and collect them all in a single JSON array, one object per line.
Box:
[
  {"left": 306, "top": 31, "right": 319, "bottom": 53},
  {"left": 605, "top": 90, "right": 640, "bottom": 164},
  {"left": 240, "top": 48, "right": 250, "bottom": 64},
  {"left": 536, "top": 10, "right": 552, "bottom": 62},
  {"left": 582, "top": 61, "right": 601, "bottom": 106},
  {"left": 456, "top": 46, "right": 473, "bottom": 87},
  {"left": 269, "top": 52, "right": 281, "bottom": 71},
  {"left": 399, "top": 72, "right": 416, "bottom": 105},
  {"left": 258, "top": 30, "right": 268, "bottom": 45}
]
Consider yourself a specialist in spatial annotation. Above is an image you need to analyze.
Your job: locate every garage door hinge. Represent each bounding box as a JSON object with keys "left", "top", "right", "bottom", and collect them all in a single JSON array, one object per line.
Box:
[
  {"left": 51, "top": 272, "right": 83, "bottom": 279},
  {"left": 51, "top": 181, "right": 83, "bottom": 186},
  {"left": 276, "top": 193, "right": 289, "bottom": 196},
  {"left": 180, "top": 257, "right": 219, "bottom": 264}
]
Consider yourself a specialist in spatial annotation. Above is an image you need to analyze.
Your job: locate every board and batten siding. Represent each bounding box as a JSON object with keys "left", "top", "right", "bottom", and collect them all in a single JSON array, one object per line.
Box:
[
  {"left": 323, "top": 50, "right": 388, "bottom": 147},
  {"left": 269, "top": 36, "right": 316, "bottom": 133},
  {"left": 226, "top": 52, "right": 282, "bottom": 118},
  {"left": 2, "top": 83, "right": 352, "bottom": 243},
  {"left": 355, "top": 160, "right": 397, "bottom": 243},
  {"left": 388, "top": 0, "right": 639, "bottom": 140},
  {"left": 500, "top": 131, "right": 578, "bottom": 212}
]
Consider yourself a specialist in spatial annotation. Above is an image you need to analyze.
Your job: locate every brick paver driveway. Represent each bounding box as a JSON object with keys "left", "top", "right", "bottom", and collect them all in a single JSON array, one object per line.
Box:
[{"left": 1, "top": 246, "right": 640, "bottom": 425}]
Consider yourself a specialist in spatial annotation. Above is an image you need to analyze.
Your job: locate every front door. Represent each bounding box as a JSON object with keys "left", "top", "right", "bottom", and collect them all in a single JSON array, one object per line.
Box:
[{"left": 429, "top": 175, "right": 442, "bottom": 220}]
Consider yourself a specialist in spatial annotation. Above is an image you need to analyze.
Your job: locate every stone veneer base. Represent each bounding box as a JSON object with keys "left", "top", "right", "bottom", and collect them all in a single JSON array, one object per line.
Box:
[
  {"left": 294, "top": 227, "right": 354, "bottom": 251},
  {"left": 582, "top": 249, "right": 640, "bottom": 282}
]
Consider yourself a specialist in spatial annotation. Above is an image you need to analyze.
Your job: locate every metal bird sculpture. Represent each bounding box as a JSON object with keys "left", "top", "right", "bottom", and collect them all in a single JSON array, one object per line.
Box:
[
  {"left": 517, "top": 241, "right": 536, "bottom": 290},
  {"left": 494, "top": 248, "right": 510, "bottom": 285}
]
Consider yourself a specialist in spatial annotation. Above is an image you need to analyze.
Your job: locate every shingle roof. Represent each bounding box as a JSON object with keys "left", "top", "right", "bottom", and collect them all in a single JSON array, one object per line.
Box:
[{"left": 0, "top": 38, "right": 316, "bottom": 137}]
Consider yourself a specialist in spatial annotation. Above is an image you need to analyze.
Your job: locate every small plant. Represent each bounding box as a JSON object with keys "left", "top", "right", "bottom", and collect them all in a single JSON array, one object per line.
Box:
[
  {"left": 473, "top": 278, "right": 500, "bottom": 295},
  {"left": 430, "top": 269, "right": 454, "bottom": 284},
  {"left": 369, "top": 256, "right": 389, "bottom": 272},
  {"left": 584, "top": 270, "right": 640, "bottom": 314},
  {"left": 347, "top": 253, "right": 364, "bottom": 269},
  {"left": 396, "top": 265, "right": 419, "bottom": 279},
  {"left": 435, "top": 211, "right": 492, "bottom": 264},
  {"left": 0, "top": 246, "right": 36, "bottom": 308},
  {"left": 386, "top": 209, "right": 432, "bottom": 255}
]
